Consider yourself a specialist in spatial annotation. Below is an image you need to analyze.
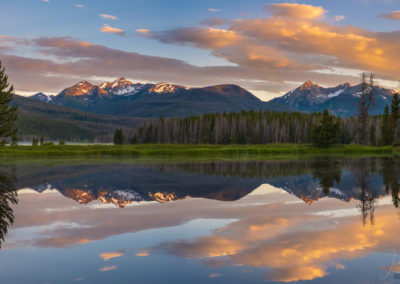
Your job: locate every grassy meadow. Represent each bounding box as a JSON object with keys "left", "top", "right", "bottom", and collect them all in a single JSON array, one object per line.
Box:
[{"left": 0, "top": 144, "right": 398, "bottom": 158}]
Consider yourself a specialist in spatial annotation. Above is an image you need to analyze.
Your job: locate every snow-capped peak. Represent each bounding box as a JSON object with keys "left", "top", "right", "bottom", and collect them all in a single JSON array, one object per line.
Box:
[
  {"left": 299, "top": 80, "right": 319, "bottom": 90},
  {"left": 110, "top": 77, "right": 128, "bottom": 88},
  {"left": 99, "top": 82, "right": 108, "bottom": 89},
  {"left": 149, "top": 82, "right": 183, "bottom": 93},
  {"left": 98, "top": 78, "right": 143, "bottom": 96},
  {"left": 30, "top": 92, "right": 54, "bottom": 103}
]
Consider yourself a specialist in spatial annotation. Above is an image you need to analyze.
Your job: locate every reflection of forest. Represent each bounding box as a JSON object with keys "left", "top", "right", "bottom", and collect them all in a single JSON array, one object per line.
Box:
[{"left": 0, "top": 166, "right": 18, "bottom": 248}]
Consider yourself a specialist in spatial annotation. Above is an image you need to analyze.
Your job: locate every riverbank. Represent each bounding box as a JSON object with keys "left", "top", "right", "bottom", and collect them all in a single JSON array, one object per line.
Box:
[{"left": 0, "top": 144, "right": 397, "bottom": 157}]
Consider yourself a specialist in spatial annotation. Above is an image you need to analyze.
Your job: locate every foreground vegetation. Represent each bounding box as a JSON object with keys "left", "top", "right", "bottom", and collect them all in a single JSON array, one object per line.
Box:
[{"left": 0, "top": 144, "right": 399, "bottom": 157}]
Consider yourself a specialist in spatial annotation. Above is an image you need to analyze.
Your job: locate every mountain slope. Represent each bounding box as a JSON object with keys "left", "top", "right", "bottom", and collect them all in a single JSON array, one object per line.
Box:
[
  {"left": 30, "top": 78, "right": 292, "bottom": 117},
  {"left": 270, "top": 81, "right": 395, "bottom": 117},
  {"left": 12, "top": 95, "right": 146, "bottom": 141}
]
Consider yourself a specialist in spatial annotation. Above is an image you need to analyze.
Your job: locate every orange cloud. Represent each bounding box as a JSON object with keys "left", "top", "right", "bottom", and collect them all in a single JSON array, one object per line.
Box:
[
  {"left": 265, "top": 3, "right": 326, "bottom": 20},
  {"left": 232, "top": 18, "right": 394, "bottom": 73},
  {"left": 100, "top": 25, "right": 125, "bottom": 35},
  {"left": 136, "top": 29, "right": 150, "bottom": 34}
]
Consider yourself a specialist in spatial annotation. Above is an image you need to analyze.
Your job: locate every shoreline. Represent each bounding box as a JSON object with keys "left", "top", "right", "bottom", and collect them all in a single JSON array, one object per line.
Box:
[{"left": 0, "top": 144, "right": 397, "bottom": 157}]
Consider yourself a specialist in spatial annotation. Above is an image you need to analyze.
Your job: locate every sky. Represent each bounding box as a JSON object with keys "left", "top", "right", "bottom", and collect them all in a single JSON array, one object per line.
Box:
[{"left": 1, "top": 0, "right": 400, "bottom": 100}]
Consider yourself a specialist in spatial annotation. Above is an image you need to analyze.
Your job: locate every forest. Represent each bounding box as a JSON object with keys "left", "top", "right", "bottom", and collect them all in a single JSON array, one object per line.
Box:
[{"left": 128, "top": 105, "right": 398, "bottom": 146}]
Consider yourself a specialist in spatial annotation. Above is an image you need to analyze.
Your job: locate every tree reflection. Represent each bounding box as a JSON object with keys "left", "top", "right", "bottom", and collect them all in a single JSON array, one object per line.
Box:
[
  {"left": 354, "top": 159, "right": 377, "bottom": 226},
  {"left": 0, "top": 166, "right": 18, "bottom": 248},
  {"left": 311, "top": 159, "right": 342, "bottom": 196},
  {"left": 381, "top": 157, "right": 400, "bottom": 209}
]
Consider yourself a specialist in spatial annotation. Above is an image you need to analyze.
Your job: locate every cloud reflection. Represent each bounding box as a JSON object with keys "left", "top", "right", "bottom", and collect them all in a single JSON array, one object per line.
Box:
[
  {"left": 153, "top": 204, "right": 400, "bottom": 282},
  {"left": 99, "top": 251, "right": 124, "bottom": 261}
]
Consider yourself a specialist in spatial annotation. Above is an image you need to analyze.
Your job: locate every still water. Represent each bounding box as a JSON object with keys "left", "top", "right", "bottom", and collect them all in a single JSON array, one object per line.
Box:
[{"left": 1, "top": 157, "right": 400, "bottom": 283}]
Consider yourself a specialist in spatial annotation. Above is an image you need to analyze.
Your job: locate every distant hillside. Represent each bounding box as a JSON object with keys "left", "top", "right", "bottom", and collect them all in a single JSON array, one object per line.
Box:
[
  {"left": 270, "top": 81, "right": 396, "bottom": 117},
  {"left": 12, "top": 95, "right": 146, "bottom": 142},
  {"left": 29, "top": 78, "right": 292, "bottom": 118}
]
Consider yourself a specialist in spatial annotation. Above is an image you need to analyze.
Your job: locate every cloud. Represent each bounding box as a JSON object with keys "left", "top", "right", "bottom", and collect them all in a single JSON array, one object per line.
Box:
[
  {"left": 99, "top": 265, "right": 117, "bottom": 272},
  {"left": 200, "top": 18, "right": 228, "bottom": 27},
  {"left": 380, "top": 11, "right": 400, "bottom": 20},
  {"left": 3, "top": 0, "right": 400, "bottom": 100},
  {"left": 150, "top": 27, "right": 245, "bottom": 49},
  {"left": 335, "top": 15, "right": 345, "bottom": 21},
  {"left": 0, "top": 35, "right": 372, "bottom": 100},
  {"left": 99, "top": 14, "right": 118, "bottom": 21},
  {"left": 208, "top": 8, "right": 221, "bottom": 12},
  {"left": 42, "top": 0, "right": 50, "bottom": 3},
  {"left": 99, "top": 251, "right": 124, "bottom": 261},
  {"left": 74, "top": 4, "right": 84, "bottom": 8},
  {"left": 264, "top": 3, "right": 326, "bottom": 20},
  {"left": 143, "top": 3, "right": 400, "bottom": 88},
  {"left": 136, "top": 29, "right": 150, "bottom": 34},
  {"left": 100, "top": 24, "right": 125, "bottom": 35}
]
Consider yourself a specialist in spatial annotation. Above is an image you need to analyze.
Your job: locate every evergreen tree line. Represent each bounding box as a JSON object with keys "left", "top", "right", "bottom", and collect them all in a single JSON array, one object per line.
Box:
[
  {"left": 125, "top": 106, "right": 399, "bottom": 146},
  {"left": 0, "top": 61, "right": 17, "bottom": 145}
]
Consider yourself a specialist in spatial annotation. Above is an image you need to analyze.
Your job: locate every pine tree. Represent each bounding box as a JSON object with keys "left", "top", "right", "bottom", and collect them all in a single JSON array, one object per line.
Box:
[
  {"left": 311, "top": 110, "right": 340, "bottom": 148},
  {"left": 370, "top": 123, "right": 376, "bottom": 146},
  {"left": 11, "top": 132, "right": 17, "bottom": 146},
  {"left": 113, "top": 129, "right": 125, "bottom": 145},
  {"left": 0, "top": 61, "right": 18, "bottom": 142},
  {"left": 391, "top": 93, "right": 399, "bottom": 144},
  {"left": 381, "top": 105, "right": 390, "bottom": 145}
]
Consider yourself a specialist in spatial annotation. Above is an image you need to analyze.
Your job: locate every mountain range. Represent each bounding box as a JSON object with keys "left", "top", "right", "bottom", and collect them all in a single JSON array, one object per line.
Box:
[
  {"left": 270, "top": 80, "right": 397, "bottom": 117},
  {"left": 28, "top": 78, "right": 398, "bottom": 118},
  {"left": 29, "top": 78, "right": 290, "bottom": 118},
  {"left": 12, "top": 78, "right": 398, "bottom": 141}
]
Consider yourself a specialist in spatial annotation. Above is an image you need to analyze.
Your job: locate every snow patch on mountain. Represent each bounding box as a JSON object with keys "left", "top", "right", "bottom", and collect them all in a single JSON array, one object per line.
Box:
[
  {"left": 113, "top": 84, "right": 143, "bottom": 95},
  {"left": 31, "top": 92, "right": 54, "bottom": 102},
  {"left": 327, "top": 89, "right": 345, "bottom": 98}
]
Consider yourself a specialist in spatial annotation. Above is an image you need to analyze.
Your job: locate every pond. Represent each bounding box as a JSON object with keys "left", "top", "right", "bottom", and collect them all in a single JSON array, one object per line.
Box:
[{"left": 1, "top": 157, "right": 400, "bottom": 283}]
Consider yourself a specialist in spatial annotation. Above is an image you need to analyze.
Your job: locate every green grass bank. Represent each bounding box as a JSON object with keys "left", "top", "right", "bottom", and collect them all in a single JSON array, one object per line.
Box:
[{"left": 0, "top": 144, "right": 398, "bottom": 158}]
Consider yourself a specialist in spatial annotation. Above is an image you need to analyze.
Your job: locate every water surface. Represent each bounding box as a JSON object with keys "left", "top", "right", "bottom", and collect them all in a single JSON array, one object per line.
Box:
[{"left": 1, "top": 157, "right": 400, "bottom": 283}]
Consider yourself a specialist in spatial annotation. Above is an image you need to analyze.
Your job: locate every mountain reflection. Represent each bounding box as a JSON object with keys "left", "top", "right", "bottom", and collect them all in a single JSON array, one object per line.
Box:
[
  {"left": 12, "top": 157, "right": 400, "bottom": 211},
  {"left": 0, "top": 166, "right": 18, "bottom": 248}
]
